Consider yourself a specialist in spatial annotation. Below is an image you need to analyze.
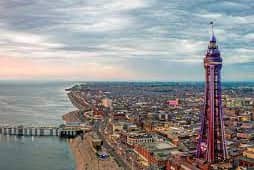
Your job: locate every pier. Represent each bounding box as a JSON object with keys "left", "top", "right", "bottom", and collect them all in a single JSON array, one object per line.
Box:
[{"left": 0, "top": 125, "right": 84, "bottom": 138}]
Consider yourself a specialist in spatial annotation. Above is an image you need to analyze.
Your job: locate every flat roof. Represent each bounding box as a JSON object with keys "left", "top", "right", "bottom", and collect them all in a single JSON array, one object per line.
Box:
[
  {"left": 142, "top": 141, "right": 177, "bottom": 151},
  {"left": 239, "top": 156, "right": 254, "bottom": 163}
]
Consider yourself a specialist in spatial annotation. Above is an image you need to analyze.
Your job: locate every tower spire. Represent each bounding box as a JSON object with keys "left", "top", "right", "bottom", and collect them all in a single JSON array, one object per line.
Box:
[
  {"left": 209, "top": 21, "right": 216, "bottom": 43},
  {"left": 210, "top": 21, "right": 214, "bottom": 36}
]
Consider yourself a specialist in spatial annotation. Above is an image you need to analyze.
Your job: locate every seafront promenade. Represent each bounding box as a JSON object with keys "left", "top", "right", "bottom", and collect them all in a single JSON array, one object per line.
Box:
[
  {"left": 69, "top": 133, "right": 120, "bottom": 170},
  {"left": 63, "top": 95, "right": 121, "bottom": 170}
]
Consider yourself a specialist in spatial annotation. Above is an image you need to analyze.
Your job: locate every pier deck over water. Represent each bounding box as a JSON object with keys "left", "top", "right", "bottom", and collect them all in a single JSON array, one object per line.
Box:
[{"left": 0, "top": 124, "right": 84, "bottom": 138}]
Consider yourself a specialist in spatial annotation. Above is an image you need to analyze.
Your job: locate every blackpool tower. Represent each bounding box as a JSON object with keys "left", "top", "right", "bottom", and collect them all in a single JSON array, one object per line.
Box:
[{"left": 196, "top": 23, "right": 227, "bottom": 163}]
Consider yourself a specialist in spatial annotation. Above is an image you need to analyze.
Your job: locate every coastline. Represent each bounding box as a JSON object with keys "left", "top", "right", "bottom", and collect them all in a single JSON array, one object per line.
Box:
[
  {"left": 69, "top": 133, "right": 119, "bottom": 170},
  {"left": 69, "top": 137, "right": 85, "bottom": 170},
  {"left": 63, "top": 109, "right": 120, "bottom": 170}
]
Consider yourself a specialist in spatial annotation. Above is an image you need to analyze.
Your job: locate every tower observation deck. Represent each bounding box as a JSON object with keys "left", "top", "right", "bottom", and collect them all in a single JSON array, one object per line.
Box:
[{"left": 196, "top": 22, "right": 227, "bottom": 163}]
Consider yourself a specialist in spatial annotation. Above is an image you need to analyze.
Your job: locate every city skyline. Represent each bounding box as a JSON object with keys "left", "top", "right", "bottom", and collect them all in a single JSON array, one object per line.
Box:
[{"left": 0, "top": 0, "right": 254, "bottom": 81}]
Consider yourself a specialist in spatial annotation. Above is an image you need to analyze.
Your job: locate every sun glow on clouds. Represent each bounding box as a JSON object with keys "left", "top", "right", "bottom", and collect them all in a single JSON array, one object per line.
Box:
[
  {"left": 0, "top": 56, "right": 135, "bottom": 80},
  {"left": 0, "top": 0, "right": 254, "bottom": 80}
]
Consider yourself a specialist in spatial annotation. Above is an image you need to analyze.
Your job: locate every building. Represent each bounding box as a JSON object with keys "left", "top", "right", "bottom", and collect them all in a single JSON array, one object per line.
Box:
[
  {"left": 124, "top": 132, "right": 154, "bottom": 146},
  {"left": 156, "top": 127, "right": 188, "bottom": 146},
  {"left": 243, "top": 147, "right": 254, "bottom": 159},
  {"left": 134, "top": 142, "right": 177, "bottom": 169},
  {"left": 239, "top": 146, "right": 254, "bottom": 168},
  {"left": 196, "top": 23, "right": 227, "bottom": 163},
  {"left": 238, "top": 112, "right": 252, "bottom": 122},
  {"left": 158, "top": 112, "right": 171, "bottom": 121},
  {"left": 167, "top": 99, "right": 179, "bottom": 108},
  {"left": 91, "top": 134, "right": 103, "bottom": 151},
  {"left": 101, "top": 97, "right": 112, "bottom": 109},
  {"left": 166, "top": 156, "right": 205, "bottom": 170},
  {"left": 111, "top": 112, "right": 127, "bottom": 121}
]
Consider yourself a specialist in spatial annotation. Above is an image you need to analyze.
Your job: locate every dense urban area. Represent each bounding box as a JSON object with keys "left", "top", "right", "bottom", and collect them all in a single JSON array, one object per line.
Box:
[{"left": 65, "top": 82, "right": 254, "bottom": 170}]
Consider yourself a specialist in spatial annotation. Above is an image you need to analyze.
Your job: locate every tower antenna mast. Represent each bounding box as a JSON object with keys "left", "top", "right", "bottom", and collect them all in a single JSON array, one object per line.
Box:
[{"left": 210, "top": 21, "right": 214, "bottom": 35}]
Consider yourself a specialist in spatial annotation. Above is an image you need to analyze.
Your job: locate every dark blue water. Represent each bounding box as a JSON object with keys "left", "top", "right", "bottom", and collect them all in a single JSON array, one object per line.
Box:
[{"left": 0, "top": 81, "right": 77, "bottom": 170}]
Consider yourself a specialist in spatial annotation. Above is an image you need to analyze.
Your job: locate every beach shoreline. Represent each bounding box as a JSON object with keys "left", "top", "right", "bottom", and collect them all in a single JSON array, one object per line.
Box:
[
  {"left": 63, "top": 111, "right": 120, "bottom": 170},
  {"left": 69, "top": 133, "right": 120, "bottom": 170}
]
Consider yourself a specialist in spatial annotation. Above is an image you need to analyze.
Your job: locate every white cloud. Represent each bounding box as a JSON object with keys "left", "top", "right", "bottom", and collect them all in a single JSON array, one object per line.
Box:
[
  {"left": 0, "top": 0, "right": 254, "bottom": 80},
  {"left": 0, "top": 29, "right": 64, "bottom": 48},
  {"left": 70, "top": 16, "right": 133, "bottom": 32},
  {"left": 225, "top": 55, "right": 253, "bottom": 64},
  {"left": 49, "top": 0, "right": 151, "bottom": 33},
  {"left": 244, "top": 33, "right": 254, "bottom": 41},
  {"left": 99, "top": 0, "right": 150, "bottom": 11}
]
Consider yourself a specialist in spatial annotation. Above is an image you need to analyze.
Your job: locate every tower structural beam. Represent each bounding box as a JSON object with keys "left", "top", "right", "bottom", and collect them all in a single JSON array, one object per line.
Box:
[{"left": 196, "top": 22, "right": 227, "bottom": 164}]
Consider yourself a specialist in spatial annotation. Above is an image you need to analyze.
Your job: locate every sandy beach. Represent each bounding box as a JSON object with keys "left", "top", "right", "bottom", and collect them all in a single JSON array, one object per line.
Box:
[
  {"left": 63, "top": 99, "right": 121, "bottom": 170},
  {"left": 69, "top": 133, "right": 120, "bottom": 170}
]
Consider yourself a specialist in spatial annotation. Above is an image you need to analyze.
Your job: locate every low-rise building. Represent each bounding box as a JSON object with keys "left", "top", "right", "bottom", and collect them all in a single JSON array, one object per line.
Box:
[
  {"left": 127, "top": 133, "right": 154, "bottom": 146},
  {"left": 239, "top": 146, "right": 254, "bottom": 168},
  {"left": 134, "top": 141, "right": 177, "bottom": 169}
]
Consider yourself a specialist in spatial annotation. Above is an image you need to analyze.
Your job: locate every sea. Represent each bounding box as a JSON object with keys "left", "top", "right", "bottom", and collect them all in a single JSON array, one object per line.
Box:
[{"left": 0, "top": 81, "right": 77, "bottom": 170}]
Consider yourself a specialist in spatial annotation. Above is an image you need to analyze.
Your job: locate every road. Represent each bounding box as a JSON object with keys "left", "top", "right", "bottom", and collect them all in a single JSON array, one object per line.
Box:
[
  {"left": 68, "top": 91, "right": 132, "bottom": 170},
  {"left": 94, "top": 121, "right": 131, "bottom": 170}
]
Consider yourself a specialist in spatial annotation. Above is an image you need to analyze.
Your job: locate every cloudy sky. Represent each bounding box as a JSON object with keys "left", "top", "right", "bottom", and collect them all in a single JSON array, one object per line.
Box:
[{"left": 0, "top": 0, "right": 253, "bottom": 81}]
